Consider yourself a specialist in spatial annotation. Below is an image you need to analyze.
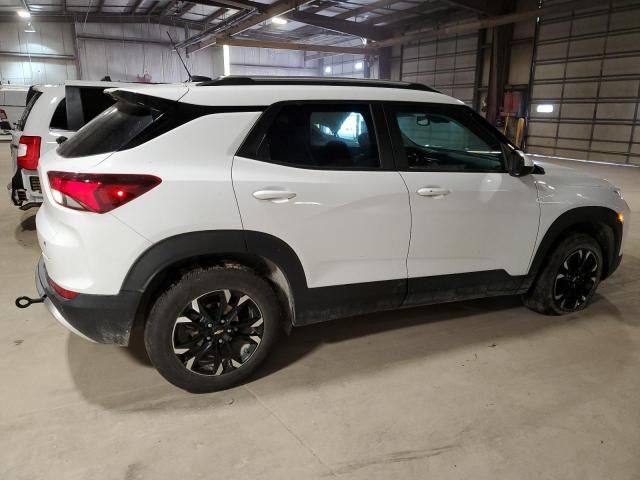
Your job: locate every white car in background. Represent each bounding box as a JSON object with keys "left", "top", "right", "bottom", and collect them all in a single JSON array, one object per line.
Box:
[
  {"left": 8, "top": 81, "right": 141, "bottom": 209},
  {"left": 0, "top": 85, "right": 29, "bottom": 138}
]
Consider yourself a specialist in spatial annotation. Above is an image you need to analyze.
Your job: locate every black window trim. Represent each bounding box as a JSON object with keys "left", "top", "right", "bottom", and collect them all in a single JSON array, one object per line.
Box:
[
  {"left": 382, "top": 102, "right": 511, "bottom": 174},
  {"left": 235, "top": 100, "right": 396, "bottom": 172}
]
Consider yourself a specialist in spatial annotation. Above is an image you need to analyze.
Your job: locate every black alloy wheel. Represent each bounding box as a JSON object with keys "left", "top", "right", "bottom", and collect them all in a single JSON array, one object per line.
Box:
[
  {"left": 172, "top": 289, "right": 264, "bottom": 376},
  {"left": 553, "top": 248, "right": 599, "bottom": 312}
]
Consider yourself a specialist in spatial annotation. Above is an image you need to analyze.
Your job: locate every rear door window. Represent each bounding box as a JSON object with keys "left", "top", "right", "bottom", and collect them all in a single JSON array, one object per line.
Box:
[{"left": 256, "top": 103, "right": 380, "bottom": 169}]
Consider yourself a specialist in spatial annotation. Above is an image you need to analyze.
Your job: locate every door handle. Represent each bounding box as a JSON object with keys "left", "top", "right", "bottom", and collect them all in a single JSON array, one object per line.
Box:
[
  {"left": 252, "top": 189, "right": 297, "bottom": 201},
  {"left": 417, "top": 187, "right": 450, "bottom": 197}
]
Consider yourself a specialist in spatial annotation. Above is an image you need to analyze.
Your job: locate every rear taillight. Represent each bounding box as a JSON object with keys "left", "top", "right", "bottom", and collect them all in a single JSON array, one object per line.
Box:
[
  {"left": 47, "top": 171, "right": 161, "bottom": 214},
  {"left": 17, "top": 135, "right": 41, "bottom": 170},
  {"left": 48, "top": 277, "right": 78, "bottom": 300}
]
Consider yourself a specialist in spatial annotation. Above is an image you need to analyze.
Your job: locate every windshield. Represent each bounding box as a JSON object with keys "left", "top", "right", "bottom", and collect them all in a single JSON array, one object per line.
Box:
[{"left": 57, "top": 101, "right": 160, "bottom": 158}]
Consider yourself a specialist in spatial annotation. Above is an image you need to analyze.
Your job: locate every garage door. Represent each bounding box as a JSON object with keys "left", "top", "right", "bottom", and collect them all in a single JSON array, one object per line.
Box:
[
  {"left": 527, "top": 0, "right": 640, "bottom": 164},
  {"left": 400, "top": 33, "right": 479, "bottom": 106}
]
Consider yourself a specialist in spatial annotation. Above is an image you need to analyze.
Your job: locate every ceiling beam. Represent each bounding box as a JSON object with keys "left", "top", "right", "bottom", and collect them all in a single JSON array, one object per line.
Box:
[
  {"left": 365, "top": 3, "right": 451, "bottom": 26},
  {"left": 333, "top": 0, "right": 399, "bottom": 20},
  {"left": 217, "top": 0, "right": 311, "bottom": 37},
  {"left": 197, "top": 0, "right": 264, "bottom": 10},
  {"left": 175, "top": 2, "right": 197, "bottom": 16},
  {"left": 0, "top": 12, "right": 204, "bottom": 28},
  {"left": 376, "top": 0, "right": 607, "bottom": 47},
  {"left": 302, "top": 0, "right": 339, "bottom": 15},
  {"left": 184, "top": 0, "right": 312, "bottom": 53},
  {"left": 202, "top": 7, "right": 228, "bottom": 23},
  {"left": 0, "top": 50, "right": 74, "bottom": 60},
  {"left": 77, "top": 33, "right": 172, "bottom": 45},
  {"left": 129, "top": 0, "right": 146, "bottom": 14},
  {"left": 285, "top": 10, "right": 393, "bottom": 41},
  {"left": 161, "top": 0, "right": 179, "bottom": 15},
  {"left": 178, "top": 8, "right": 251, "bottom": 48},
  {"left": 438, "top": 0, "right": 490, "bottom": 14},
  {"left": 215, "top": 36, "right": 379, "bottom": 54}
]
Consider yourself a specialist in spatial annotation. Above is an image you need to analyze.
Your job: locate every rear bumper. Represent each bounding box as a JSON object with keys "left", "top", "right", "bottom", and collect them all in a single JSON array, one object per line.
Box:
[
  {"left": 9, "top": 167, "right": 42, "bottom": 209},
  {"left": 36, "top": 257, "right": 140, "bottom": 345}
]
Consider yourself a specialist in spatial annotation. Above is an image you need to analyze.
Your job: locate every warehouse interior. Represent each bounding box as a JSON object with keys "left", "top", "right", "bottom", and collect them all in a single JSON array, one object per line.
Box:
[{"left": 1, "top": 0, "right": 640, "bottom": 478}]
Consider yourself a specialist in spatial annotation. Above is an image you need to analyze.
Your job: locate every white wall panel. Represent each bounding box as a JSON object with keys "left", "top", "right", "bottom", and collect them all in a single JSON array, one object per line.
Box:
[
  {"left": 228, "top": 46, "right": 318, "bottom": 76},
  {"left": 0, "top": 22, "right": 77, "bottom": 85},
  {"left": 76, "top": 23, "right": 223, "bottom": 82}
]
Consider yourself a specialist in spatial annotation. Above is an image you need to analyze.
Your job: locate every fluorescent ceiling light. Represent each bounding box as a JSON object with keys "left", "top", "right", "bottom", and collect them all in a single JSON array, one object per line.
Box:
[
  {"left": 271, "top": 16, "right": 287, "bottom": 25},
  {"left": 17, "top": 9, "right": 31, "bottom": 18},
  {"left": 536, "top": 104, "right": 554, "bottom": 113},
  {"left": 354, "top": 61, "right": 363, "bottom": 71},
  {"left": 324, "top": 66, "right": 332, "bottom": 74}
]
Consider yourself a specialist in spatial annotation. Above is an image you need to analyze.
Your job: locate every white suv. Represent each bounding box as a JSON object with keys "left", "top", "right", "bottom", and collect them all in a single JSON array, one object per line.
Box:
[
  {"left": 9, "top": 81, "right": 140, "bottom": 209},
  {"left": 31, "top": 77, "right": 630, "bottom": 392}
]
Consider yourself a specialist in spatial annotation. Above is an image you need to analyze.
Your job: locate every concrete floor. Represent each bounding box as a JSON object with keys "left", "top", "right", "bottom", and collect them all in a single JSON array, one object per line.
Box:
[{"left": 1, "top": 146, "right": 639, "bottom": 480}]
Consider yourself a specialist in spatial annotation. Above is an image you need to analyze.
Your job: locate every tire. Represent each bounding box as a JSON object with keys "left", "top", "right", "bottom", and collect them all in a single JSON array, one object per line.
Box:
[
  {"left": 523, "top": 233, "right": 603, "bottom": 315},
  {"left": 144, "top": 266, "right": 280, "bottom": 393}
]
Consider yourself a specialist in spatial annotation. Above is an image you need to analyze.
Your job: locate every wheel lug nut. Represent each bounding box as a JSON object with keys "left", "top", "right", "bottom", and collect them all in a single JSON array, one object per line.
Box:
[
  {"left": 206, "top": 336, "right": 211, "bottom": 341},
  {"left": 207, "top": 323, "right": 212, "bottom": 328},
  {"left": 218, "top": 339, "right": 223, "bottom": 344}
]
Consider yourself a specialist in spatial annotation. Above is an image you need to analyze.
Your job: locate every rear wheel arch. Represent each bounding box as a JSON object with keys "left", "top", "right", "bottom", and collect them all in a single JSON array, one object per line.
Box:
[
  {"left": 529, "top": 206, "right": 621, "bottom": 284},
  {"left": 122, "top": 231, "right": 306, "bottom": 333}
]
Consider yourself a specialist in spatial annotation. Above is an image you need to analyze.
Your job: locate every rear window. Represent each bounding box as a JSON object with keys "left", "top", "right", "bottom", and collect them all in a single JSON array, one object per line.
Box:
[
  {"left": 57, "top": 101, "right": 160, "bottom": 158},
  {"left": 17, "top": 89, "right": 42, "bottom": 131}
]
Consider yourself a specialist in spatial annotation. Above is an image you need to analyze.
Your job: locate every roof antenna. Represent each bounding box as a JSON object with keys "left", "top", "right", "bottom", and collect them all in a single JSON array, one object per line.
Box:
[{"left": 167, "top": 32, "right": 192, "bottom": 82}]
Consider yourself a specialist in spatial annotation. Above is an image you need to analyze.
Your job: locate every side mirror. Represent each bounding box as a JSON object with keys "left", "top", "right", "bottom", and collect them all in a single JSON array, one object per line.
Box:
[
  {"left": 509, "top": 149, "right": 534, "bottom": 177},
  {"left": 56, "top": 136, "right": 68, "bottom": 145}
]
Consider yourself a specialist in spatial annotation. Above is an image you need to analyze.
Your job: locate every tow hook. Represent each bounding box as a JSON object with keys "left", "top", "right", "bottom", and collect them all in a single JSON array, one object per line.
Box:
[{"left": 15, "top": 295, "right": 46, "bottom": 309}]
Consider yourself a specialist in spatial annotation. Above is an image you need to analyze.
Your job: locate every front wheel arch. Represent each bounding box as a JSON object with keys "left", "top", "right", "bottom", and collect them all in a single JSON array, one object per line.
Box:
[{"left": 527, "top": 207, "right": 621, "bottom": 287}]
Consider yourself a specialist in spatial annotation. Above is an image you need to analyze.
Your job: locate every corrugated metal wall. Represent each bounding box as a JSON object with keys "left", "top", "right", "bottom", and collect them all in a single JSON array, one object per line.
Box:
[
  {"left": 527, "top": 0, "right": 640, "bottom": 164},
  {"left": 76, "top": 23, "right": 223, "bottom": 82},
  {"left": 0, "top": 23, "right": 77, "bottom": 84},
  {"left": 229, "top": 46, "right": 319, "bottom": 76},
  {"left": 400, "top": 33, "right": 479, "bottom": 106}
]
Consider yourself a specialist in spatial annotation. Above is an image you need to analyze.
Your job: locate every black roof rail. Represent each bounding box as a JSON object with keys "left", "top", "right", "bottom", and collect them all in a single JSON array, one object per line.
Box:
[{"left": 197, "top": 76, "right": 438, "bottom": 92}]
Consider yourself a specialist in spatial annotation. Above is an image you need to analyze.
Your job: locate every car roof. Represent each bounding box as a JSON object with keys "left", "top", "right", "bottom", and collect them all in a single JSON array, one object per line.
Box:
[{"left": 109, "top": 76, "right": 463, "bottom": 107}]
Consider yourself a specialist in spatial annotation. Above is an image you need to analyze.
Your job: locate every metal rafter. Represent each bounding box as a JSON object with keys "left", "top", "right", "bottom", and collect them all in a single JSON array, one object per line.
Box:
[
  {"left": 202, "top": 7, "right": 228, "bottom": 24},
  {"left": 183, "top": 0, "right": 313, "bottom": 53},
  {"left": 364, "top": 3, "right": 452, "bottom": 26},
  {"left": 439, "top": 0, "right": 490, "bottom": 14},
  {"left": 215, "top": 36, "right": 379, "bottom": 54},
  {"left": 333, "top": 0, "right": 400, "bottom": 20},
  {"left": 285, "top": 10, "right": 393, "bottom": 41},
  {"left": 129, "top": 0, "right": 146, "bottom": 14},
  {"left": 0, "top": 12, "right": 204, "bottom": 29},
  {"left": 194, "top": 0, "right": 264, "bottom": 10},
  {"left": 376, "top": 0, "right": 606, "bottom": 47},
  {"left": 161, "top": 0, "right": 180, "bottom": 15}
]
